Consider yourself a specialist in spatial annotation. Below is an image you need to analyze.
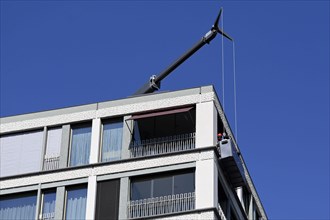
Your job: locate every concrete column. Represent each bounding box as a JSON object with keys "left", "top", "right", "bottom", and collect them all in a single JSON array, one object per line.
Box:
[
  {"left": 35, "top": 185, "right": 41, "bottom": 220},
  {"left": 54, "top": 186, "right": 65, "bottom": 220},
  {"left": 118, "top": 177, "right": 129, "bottom": 220},
  {"left": 196, "top": 101, "right": 217, "bottom": 148},
  {"left": 39, "top": 127, "right": 48, "bottom": 171},
  {"left": 121, "top": 116, "right": 132, "bottom": 160},
  {"left": 90, "top": 118, "right": 101, "bottom": 164},
  {"left": 195, "top": 156, "right": 218, "bottom": 209},
  {"left": 85, "top": 176, "right": 97, "bottom": 220},
  {"left": 59, "top": 125, "right": 70, "bottom": 168}
]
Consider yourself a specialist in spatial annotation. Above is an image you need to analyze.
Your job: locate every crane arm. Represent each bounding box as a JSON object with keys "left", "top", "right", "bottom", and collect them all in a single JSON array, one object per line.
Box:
[{"left": 134, "top": 8, "right": 232, "bottom": 95}]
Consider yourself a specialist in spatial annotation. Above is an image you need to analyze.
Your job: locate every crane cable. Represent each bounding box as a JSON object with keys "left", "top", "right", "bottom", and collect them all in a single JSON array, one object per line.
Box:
[
  {"left": 233, "top": 41, "right": 238, "bottom": 142},
  {"left": 220, "top": 9, "right": 238, "bottom": 142},
  {"left": 221, "top": 10, "right": 225, "bottom": 111}
]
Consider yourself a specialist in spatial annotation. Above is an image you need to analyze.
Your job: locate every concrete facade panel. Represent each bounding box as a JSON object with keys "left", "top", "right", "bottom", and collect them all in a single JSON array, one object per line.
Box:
[{"left": 0, "top": 151, "right": 212, "bottom": 190}]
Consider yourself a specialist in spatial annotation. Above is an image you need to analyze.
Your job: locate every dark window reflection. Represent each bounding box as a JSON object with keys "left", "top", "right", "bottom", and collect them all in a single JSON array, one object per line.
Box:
[
  {"left": 174, "top": 172, "right": 194, "bottom": 194},
  {"left": 131, "top": 179, "right": 151, "bottom": 201},
  {"left": 153, "top": 176, "right": 172, "bottom": 197},
  {"left": 131, "top": 170, "right": 195, "bottom": 201}
]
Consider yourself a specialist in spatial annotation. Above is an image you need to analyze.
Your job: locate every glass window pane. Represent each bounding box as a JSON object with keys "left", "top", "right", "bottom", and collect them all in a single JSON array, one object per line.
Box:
[
  {"left": 41, "top": 191, "right": 56, "bottom": 219},
  {"left": 70, "top": 126, "right": 91, "bottom": 167},
  {"left": 173, "top": 172, "right": 194, "bottom": 194},
  {"left": 0, "top": 192, "right": 37, "bottom": 220},
  {"left": 153, "top": 176, "right": 172, "bottom": 197},
  {"left": 66, "top": 187, "right": 87, "bottom": 220},
  {"left": 131, "top": 179, "right": 151, "bottom": 201},
  {"left": 101, "top": 122, "right": 123, "bottom": 162}
]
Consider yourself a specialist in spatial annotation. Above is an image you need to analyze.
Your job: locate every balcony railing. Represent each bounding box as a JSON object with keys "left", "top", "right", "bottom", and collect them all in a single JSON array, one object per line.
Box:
[
  {"left": 43, "top": 156, "right": 60, "bottom": 171},
  {"left": 217, "top": 203, "right": 227, "bottom": 220},
  {"left": 128, "top": 192, "right": 195, "bottom": 219},
  {"left": 41, "top": 212, "right": 55, "bottom": 220},
  {"left": 129, "top": 133, "right": 195, "bottom": 158}
]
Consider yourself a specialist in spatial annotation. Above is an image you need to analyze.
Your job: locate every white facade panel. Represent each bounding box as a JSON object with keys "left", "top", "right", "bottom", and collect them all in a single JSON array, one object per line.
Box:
[
  {"left": 196, "top": 101, "right": 217, "bottom": 148},
  {"left": 90, "top": 119, "right": 101, "bottom": 164},
  {"left": 195, "top": 157, "right": 217, "bottom": 209}
]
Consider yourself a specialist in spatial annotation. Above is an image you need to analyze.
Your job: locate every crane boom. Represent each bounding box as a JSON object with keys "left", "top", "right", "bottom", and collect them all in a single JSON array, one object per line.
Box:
[{"left": 134, "top": 8, "right": 232, "bottom": 95}]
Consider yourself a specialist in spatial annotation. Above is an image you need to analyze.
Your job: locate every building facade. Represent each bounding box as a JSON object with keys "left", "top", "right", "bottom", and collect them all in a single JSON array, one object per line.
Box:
[{"left": 0, "top": 85, "right": 267, "bottom": 220}]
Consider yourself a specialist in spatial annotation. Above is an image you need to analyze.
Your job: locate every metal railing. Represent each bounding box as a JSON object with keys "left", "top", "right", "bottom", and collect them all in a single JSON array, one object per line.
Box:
[
  {"left": 128, "top": 192, "right": 195, "bottom": 219},
  {"left": 129, "top": 133, "right": 195, "bottom": 158},
  {"left": 41, "top": 212, "right": 55, "bottom": 220},
  {"left": 217, "top": 203, "right": 227, "bottom": 220},
  {"left": 43, "top": 156, "right": 60, "bottom": 171}
]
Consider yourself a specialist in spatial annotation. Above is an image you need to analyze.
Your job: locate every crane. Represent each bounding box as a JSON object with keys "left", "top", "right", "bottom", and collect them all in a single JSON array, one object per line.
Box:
[{"left": 134, "top": 8, "right": 233, "bottom": 95}]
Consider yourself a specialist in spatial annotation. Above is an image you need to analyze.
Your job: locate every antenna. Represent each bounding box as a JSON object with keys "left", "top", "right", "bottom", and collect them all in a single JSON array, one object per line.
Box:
[{"left": 134, "top": 8, "right": 233, "bottom": 95}]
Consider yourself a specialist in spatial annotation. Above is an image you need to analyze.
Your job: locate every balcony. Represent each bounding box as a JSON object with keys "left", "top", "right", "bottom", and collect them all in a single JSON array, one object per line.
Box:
[
  {"left": 43, "top": 156, "right": 60, "bottom": 171},
  {"left": 128, "top": 192, "right": 195, "bottom": 219},
  {"left": 129, "top": 132, "right": 195, "bottom": 158}
]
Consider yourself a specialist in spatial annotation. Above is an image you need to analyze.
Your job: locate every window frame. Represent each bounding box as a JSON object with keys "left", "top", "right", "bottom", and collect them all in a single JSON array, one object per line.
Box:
[
  {"left": 68, "top": 123, "right": 92, "bottom": 167},
  {"left": 130, "top": 169, "right": 195, "bottom": 201},
  {"left": 39, "top": 189, "right": 56, "bottom": 220},
  {"left": 99, "top": 118, "right": 124, "bottom": 163},
  {"left": 0, "top": 191, "right": 38, "bottom": 220},
  {"left": 64, "top": 184, "right": 88, "bottom": 220}
]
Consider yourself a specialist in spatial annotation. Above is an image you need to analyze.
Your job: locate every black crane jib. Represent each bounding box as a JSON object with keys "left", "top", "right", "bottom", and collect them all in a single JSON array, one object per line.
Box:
[{"left": 134, "top": 8, "right": 233, "bottom": 95}]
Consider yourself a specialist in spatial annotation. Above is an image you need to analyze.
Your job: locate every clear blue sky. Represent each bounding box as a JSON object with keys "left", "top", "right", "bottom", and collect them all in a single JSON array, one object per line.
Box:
[{"left": 1, "top": 1, "right": 329, "bottom": 219}]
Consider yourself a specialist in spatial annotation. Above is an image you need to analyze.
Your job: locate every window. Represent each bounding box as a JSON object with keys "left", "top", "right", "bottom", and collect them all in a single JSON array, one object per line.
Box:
[
  {"left": 65, "top": 186, "right": 87, "bottom": 220},
  {"left": 69, "top": 125, "right": 91, "bottom": 167},
  {"left": 95, "top": 179, "right": 120, "bottom": 220},
  {"left": 101, "top": 120, "right": 123, "bottom": 162},
  {"left": 40, "top": 190, "right": 56, "bottom": 219},
  {"left": 131, "top": 170, "right": 195, "bottom": 200},
  {"left": 43, "top": 128, "right": 62, "bottom": 170},
  {"left": 0, "top": 192, "right": 37, "bottom": 220},
  {"left": 0, "top": 130, "right": 43, "bottom": 177},
  {"left": 129, "top": 170, "right": 195, "bottom": 218}
]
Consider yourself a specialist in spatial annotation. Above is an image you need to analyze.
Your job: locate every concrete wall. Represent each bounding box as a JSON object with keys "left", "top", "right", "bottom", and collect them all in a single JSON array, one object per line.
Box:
[{"left": 196, "top": 101, "right": 217, "bottom": 148}]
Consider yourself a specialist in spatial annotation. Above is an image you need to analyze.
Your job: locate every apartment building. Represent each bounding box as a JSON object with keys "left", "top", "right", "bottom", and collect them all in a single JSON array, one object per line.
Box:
[{"left": 0, "top": 85, "right": 267, "bottom": 220}]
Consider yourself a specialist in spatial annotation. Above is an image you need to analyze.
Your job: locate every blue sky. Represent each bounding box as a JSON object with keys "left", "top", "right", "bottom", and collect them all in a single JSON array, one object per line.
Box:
[{"left": 1, "top": 1, "right": 329, "bottom": 219}]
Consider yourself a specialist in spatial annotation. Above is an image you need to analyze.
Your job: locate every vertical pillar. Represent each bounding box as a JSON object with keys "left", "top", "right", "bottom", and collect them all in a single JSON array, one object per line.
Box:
[
  {"left": 54, "top": 186, "right": 65, "bottom": 220},
  {"left": 196, "top": 102, "right": 217, "bottom": 148},
  {"left": 35, "top": 185, "right": 41, "bottom": 220},
  {"left": 118, "top": 177, "right": 129, "bottom": 220},
  {"left": 85, "top": 176, "right": 97, "bottom": 219},
  {"left": 195, "top": 156, "right": 218, "bottom": 209},
  {"left": 90, "top": 118, "right": 101, "bottom": 164},
  {"left": 121, "top": 116, "right": 132, "bottom": 160},
  {"left": 40, "top": 127, "right": 48, "bottom": 171},
  {"left": 59, "top": 125, "right": 70, "bottom": 168}
]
